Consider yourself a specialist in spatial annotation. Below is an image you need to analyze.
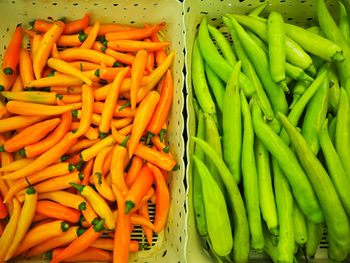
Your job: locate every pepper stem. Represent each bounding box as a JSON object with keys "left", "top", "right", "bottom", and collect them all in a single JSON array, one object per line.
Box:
[
  {"left": 120, "top": 135, "right": 130, "bottom": 147},
  {"left": 69, "top": 182, "right": 85, "bottom": 193},
  {"left": 125, "top": 200, "right": 135, "bottom": 214},
  {"left": 93, "top": 219, "right": 105, "bottom": 232},
  {"left": 25, "top": 177, "right": 36, "bottom": 195}
]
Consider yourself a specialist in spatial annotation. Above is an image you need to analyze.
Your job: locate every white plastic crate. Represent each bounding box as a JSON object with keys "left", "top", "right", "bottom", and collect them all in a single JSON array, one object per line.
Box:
[
  {"left": 184, "top": 0, "right": 341, "bottom": 262},
  {"left": 0, "top": 0, "right": 186, "bottom": 262}
]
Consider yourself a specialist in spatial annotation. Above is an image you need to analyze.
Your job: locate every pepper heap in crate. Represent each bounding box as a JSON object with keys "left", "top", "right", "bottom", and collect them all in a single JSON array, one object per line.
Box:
[
  {"left": 0, "top": 12, "right": 176, "bottom": 263},
  {"left": 191, "top": 1, "right": 350, "bottom": 262}
]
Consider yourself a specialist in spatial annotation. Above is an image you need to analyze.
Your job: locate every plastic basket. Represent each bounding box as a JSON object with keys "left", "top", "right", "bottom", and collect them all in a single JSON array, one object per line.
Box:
[
  {"left": 0, "top": 0, "right": 186, "bottom": 262},
  {"left": 184, "top": 0, "right": 341, "bottom": 262}
]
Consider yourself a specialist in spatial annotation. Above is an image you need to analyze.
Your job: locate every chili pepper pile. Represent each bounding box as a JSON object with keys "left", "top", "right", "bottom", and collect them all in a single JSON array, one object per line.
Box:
[
  {"left": 0, "top": 12, "right": 176, "bottom": 263},
  {"left": 191, "top": 1, "right": 350, "bottom": 262}
]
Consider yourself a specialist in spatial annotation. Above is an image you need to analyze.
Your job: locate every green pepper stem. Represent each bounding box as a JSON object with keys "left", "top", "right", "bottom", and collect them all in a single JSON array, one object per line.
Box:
[
  {"left": 125, "top": 200, "right": 135, "bottom": 214},
  {"left": 93, "top": 219, "right": 105, "bottom": 232},
  {"left": 70, "top": 182, "right": 85, "bottom": 193}
]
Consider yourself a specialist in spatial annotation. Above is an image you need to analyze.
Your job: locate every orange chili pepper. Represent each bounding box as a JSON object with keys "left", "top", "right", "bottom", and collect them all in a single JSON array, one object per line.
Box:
[
  {"left": 81, "top": 159, "right": 94, "bottom": 185},
  {"left": 1, "top": 118, "right": 60, "bottom": 153},
  {"left": 112, "top": 185, "right": 131, "bottom": 263},
  {"left": 99, "top": 67, "right": 129, "bottom": 137},
  {"left": 52, "top": 247, "right": 112, "bottom": 262},
  {"left": 67, "top": 139, "right": 99, "bottom": 155},
  {"left": 150, "top": 29, "right": 167, "bottom": 66},
  {"left": 29, "top": 171, "right": 81, "bottom": 194},
  {"left": 61, "top": 94, "right": 82, "bottom": 104},
  {"left": 151, "top": 135, "right": 169, "bottom": 153},
  {"left": 148, "top": 163, "right": 170, "bottom": 233},
  {"left": 125, "top": 164, "right": 154, "bottom": 214},
  {"left": 105, "top": 22, "right": 165, "bottom": 41},
  {"left": 119, "top": 123, "right": 133, "bottom": 136},
  {"left": 50, "top": 86, "right": 82, "bottom": 95},
  {"left": 125, "top": 156, "right": 144, "bottom": 187},
  {"left": 2, "top": 132, "right": 77, "bottom": 181},
  {"left": 69, "top": 61, "right": 100, "bottom": 71},
  {"left": 19, "top": 48, "right": 34, "bottom": 88},
  {"left": 94, "top": 101, "right": 136, "bottom": 118},
  {"left": 33, "top": 20, "right": 65, "bottom": 79},
  {"left": 50, "top": 218, "right": 104, "bottom": 263},
  {"left": 3, "top": 162, "right": 74, "bottom": 203},
  {"left": 10, "top": 74, "right": 23, "bottom": 92},
  {"left": 0, "top": 100, "right": 9, "bottom": 119},
  {"left": 93, "top": 41, "right": 107, "bottom": 53},
  {"left": 110, "top": 141, "right": 129, "bottom": 196},
  {"left": 23, "top": 29, "right": 37, "bottom": 38},
  {"left": 31, "top": 34, "right": 42, "bottom": 61},
  {"left": 138, "top": 201, "right": 153, "bottom": 245},
  {"left": 6, "top": 100, "right": 74, "bottom": 116},
  {"left": 73, "top": 84, "right": 94, "bottom": 138},
  {"left": 2, "top": 25, "right": 22, "bottom": 75},
  {"left": 84, "top": 24, "right": 135, "bottom": 37},
  {"left": 134, "top": 144, "right": 176, "bottom": 171},
  {"left": 36, "top": 200, "right": 81, "bottom": 224},
  {"left": 51, "top": 43, "right": 60, "bottom": 59},
  {"left": 0, "top": 115, "right": 47, "bottom": 134},
  {"left": 27, "top": 74, "right": 83, "bottom": 88},
  {"left": 0, "top": 69, "right": 17, "bottom": 91},
  {"left": 105, "top": 48, "right": 135, "bottom": 65},
  {"left": 93, "top": 146, "right": 115, "bottom": 202},
  {"left": 34, "top": 13, "right": 89, "bottom": 35},
  {"left": 98, "top": 67, "right": 130, "bottom": 80},
  {"left": 14, "top": 220, "right": 70, "bottom": 257},
  {"left": 128, "top": 90, "right": 160, "bottom": 157},
  {"left": 80, "top": 21, "right": 100, "bottom": 49},
  {"left": 57, "top": 34, "right": 84, "bottom": 47},
  {"left": 144, "top": 38, "right": 155, "bottom": 73},
  {"left": 136, "top": 51, "right": 174, "bottom": 103},
  {"left": 25, "top": 226, "right": 81, "bottom": 258},
  {"left": 130, "top": 49, "right": 148, "bottom": 110},
  {"left": 59, "top": 48, "right": 116, "bottom": 67},
  {"left": 93, "top": 76, "right": 149, "bottom": 101},
  {"left": 24, "top": 108, "right": 72, "bottom": 158},
  {"left": 107, "top": 39, "right": 170, "bottom": 52},
  {"left": 80, "top": 135, "right": 114, "bottom": 162},
  {"left": 0, "top": 195, "right": 8, "bottom": 219}
]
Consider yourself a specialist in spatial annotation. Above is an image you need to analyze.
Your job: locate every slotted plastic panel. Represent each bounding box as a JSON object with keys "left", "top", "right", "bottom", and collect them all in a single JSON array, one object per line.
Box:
[
  {"left": 184, "top": 0, "right": 340, "bottom": 263},
  {"left": 0, "top": 0, "right": 185, "bottom": 262}
]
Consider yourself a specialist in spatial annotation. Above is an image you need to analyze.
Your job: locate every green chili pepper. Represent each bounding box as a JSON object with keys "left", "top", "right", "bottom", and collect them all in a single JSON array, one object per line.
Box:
[
  {"left": 319, "top": 119, "right": 350, "bottom": 218},
  {"left": 328, "top": 115, "right": 337, "bottom": 145},
  {"left": 228, "top": 16, "right": 288, "bottom": 116},
  {"left": 241, "top": 91, "right": 264, "bottom": 252},
  {"left": 251, "top": 102, "right": 323, "bottom": 224},
  {"left": 191, "top": 155, "right": 233, "bottom": 257},
  {"left": 272, "top": 158, "right": 295, "bottom": 263},
  {"left": 335, "top": 88, "right": 350, "bottom": 176},
  {"left": 255, "top": 138, "right": 278, "bottom": 237},
  {"left": 328, "top": 64, "right": 340, "bottom": 113},
  {"left": 198, "top": 17, "right": 255, "bottom": 98},
  {"left": 306, "top": 220, "right": 324, "bottom": 258},
  {"left": 223, "top": 17, "right": 274, "bottom": 120},
  {"left": 192, "top": 107, "right": 207, "bottom": 237},
  {"left": 222, "top": 61, "right": 242, "bottom": 184},
  {"left": 204, "top": 113, "right": 225, "bottom": 195},
  {"left": 249, "top": 3, "right": 267, "bottom": 17},
  {"left": 280, "top": 65, "right": 328, "bottom": 145},
  {"left": 285, "top": 62, "right": 314, "bottom": 82},
  {"left": 339, "top": 1, "right": 350, "bottom": 42},
  {"left": 247, "top": 30, "right": 268, "bottom": 53},
  {"left": 231, "top": 14, "right": 315, "bottom": 72},
  {"left": 192, "top": 37, "right": 217, "bottom": 124},
  {"left": 208, "top": 24, "right": 237, "bottom": 66},
  {"left": 285, "top": 22, "right": 344, "bottom": 62},
  {"left": 191, "top": 136, "right": 250, "bottom": 263},
  {"left": 317, "top": 0, "right": 350, "bottom": 86},
  {"left": 204, "top": 62, "right": 225, "bottom": 113},
  {"left": 301, "top": 70, "right": 329, "bottom": 155},
  {"left": 293, "top": 199, "right": 307, "bottom": 247},
  {"left": 267, "top": 11, "right": 286, "bottom": 85},
  {"left": 289, "top": 80, "right": 310, "bottom": 110},
  {"left": 279, "top": 112, "right": 350, "bottom": 262}
]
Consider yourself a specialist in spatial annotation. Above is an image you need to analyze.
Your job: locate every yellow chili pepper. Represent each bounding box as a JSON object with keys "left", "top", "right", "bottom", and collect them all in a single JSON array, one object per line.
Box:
[
  {"left": 70, "top": 183, "right": 115, "bottom": 230},
  {"left": 5, "top": 182, "right": 38, "bottom": 260}
]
